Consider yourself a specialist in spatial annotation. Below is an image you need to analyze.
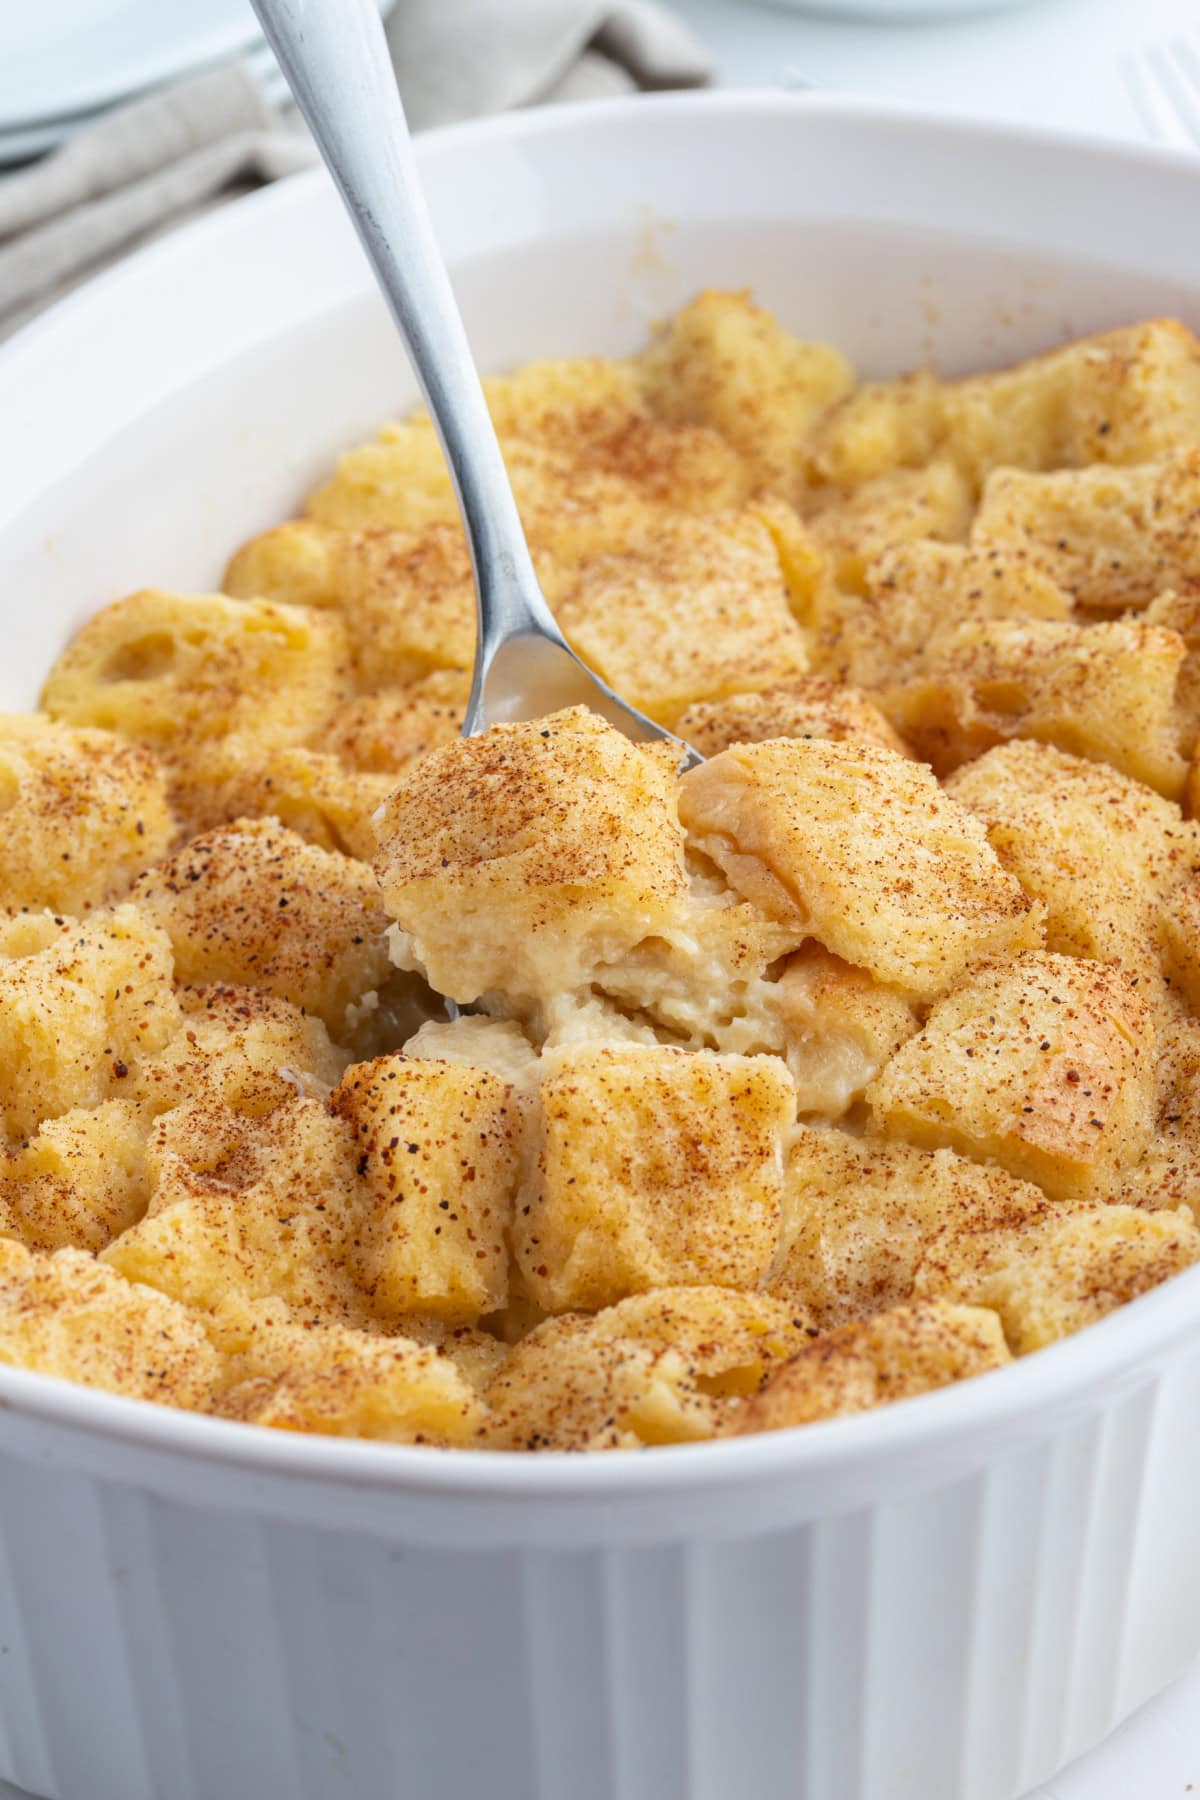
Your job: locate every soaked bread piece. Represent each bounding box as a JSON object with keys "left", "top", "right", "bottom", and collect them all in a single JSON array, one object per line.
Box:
[
  {"left": 514, "top": 1043, "right": 794, "bottom": 1312},
  {"left": 0, "top": 714, "right": 174, "bottom": 913},
  {"left": 678, "top": 738, "right": 1041, "bottom": 1002},
  {"left": 803, "top": 461, "right": 972, "bottom": 592},
  {"left": 770, "top": 1128, "right": 1053, "bottom": 1330},
  {"left": 916, "top": 1203, "right": 1200, "bottom": 1351},
  {"left": 0, "top": 905, "right": 179, "bottom": 1143},
  {"left": 482, "top": 1287, "right": 812, "bottom": 1450},
  {"left": 869, "top": 952, "right": 1158, "bottom": 1200},
  {"left": 132, "top": 819, "right": 392, "bottom": 1039},
  {"left": 676, "top": 675, "right": 910, "bottom": 760},
  {"left": 375, "top": 708, "right": 688, "bottom": 1006},
  {"left": 0, "top": 1100, "right": 151, "bottom": 1254},
  {"left": 970, "top": 451, "right": 1200, "bottom": 614},
  {"left": 556, "top": 510, "right": 809, "bottom": 729},
  {"left": 330, "top": 1055, "right": 521, "bottom": 1324},
  {"left": 0, "top": 1239, "right": 219, "bottom": 1408},
  {"left": 730, "top": 1301, "right": 1011, "bottom": 1433},
  {"left": 41, "top": 590, "right": 352, "bottom": 833}
]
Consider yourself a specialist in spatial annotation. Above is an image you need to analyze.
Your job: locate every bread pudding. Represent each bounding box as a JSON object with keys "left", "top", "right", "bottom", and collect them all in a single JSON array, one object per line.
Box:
[{"left": 7, "top": 290, "right": 1200, "bottom": 1450}]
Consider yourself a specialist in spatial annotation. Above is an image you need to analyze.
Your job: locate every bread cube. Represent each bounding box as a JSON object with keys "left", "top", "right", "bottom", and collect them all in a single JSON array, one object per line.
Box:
[
  {"left": 947, "top": 740, "right": 1199, "bottom": 979},
  {"left": 1147, "top": 591, "right": 1200, "bottom": 757},
  {"left": 880, "top": 616, "right": 1190, "bottom": 794},
  {"left": 676, "top": 675, "right": 910, "bottom": 760},
  {"left": 482, "top": 1287, "right": 811, "bottom": 1450},
  {"left": 314, "top": 670, "right": 469, "bottom": 772},
  {"left": 104, "top": 1095, "right": 362, "bottom": 1320},
  {"left": 774, "top": 947, "right": 921, "bottom": 1117},
  {"left": 637, "top": 289, "right": 854, "bottom": 492},
  {"left": 804, "top": 461, "right": 972, "bottom": 591},
  {"left": 214, "top": 1297, "right": 486, "bottom": 1445},
  {"left": 731, "top": 1301, "right": 1010, "bottom": 1434},
  {"left": 223, "top": 519, "right": 343, "bottom": 609},
  {"left": 0, "top": 905, "right": 179, "bottom": 1142},
  {"left": 869, "top": 952, "right": 1158, "bottom": 1199},
  {"left": 40, "top": 590, "right": 352, "bottom": 832},
  {"left": 916, "top": 1204, "right": 1200, "bottom": 1351},
  {"left": 556, "top": 510, "right": 809, "bottom": 729},
  {"left": 813, "top": 540, "right": 1071, "bottom": 689},
  {"left": 335, "top": 523, "right": 477, "bottom": 688},
  {"left": 1111, "top": 1008, "right": 1200, "bottom": 1220},
  {"left": 330, "top": 1055, "right": 521, "bottom": 1323},
  {"left": 0, "top": 1239, "right": 218, "bottom": 1408},
  {"left": 132, "top": 819, "right": 392, "bottom": 1037},
  {"left": 678, "top": 739, "right": 1040, "bottom": 1002},
  {"left": 806, "top": 320, "right": 1200, "bottom": 490},
  {"left": 375, "top": 709, "right": 688, "bottom": 1005},
  {"left": 0, "top": 714, "right": 174, "bottom": 913},
  {"left": 514, "top": 1043, "right": 794, "bottom": 1311},
  {"left": 132, "top": 984, "right": 348, "bottom": 1122},
  {"left": 0, "top": 1100, "right": 149, "bottom": 1254},
  {"left": 971, "top": 452, "right": 1200, "bottom": 615},
  {"left": 225, "top": 748, "right": 394, "bottom": 862},
  {"left": 770, "top": 1125, "right": 1053, "bottom": 1329}
]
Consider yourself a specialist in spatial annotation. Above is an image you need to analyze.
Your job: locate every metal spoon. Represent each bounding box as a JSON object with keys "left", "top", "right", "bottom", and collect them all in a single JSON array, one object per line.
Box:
[{"left": 250, "top": 0, "right": 701, "bottom": 763}]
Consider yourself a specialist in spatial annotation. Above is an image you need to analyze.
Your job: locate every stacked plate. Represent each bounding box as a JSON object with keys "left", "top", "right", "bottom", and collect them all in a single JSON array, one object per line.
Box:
[{"left": 0, "top": 0, "right": 395, "bottom": 165}]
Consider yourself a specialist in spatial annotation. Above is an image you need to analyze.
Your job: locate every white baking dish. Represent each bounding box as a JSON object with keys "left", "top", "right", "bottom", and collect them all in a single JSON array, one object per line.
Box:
[{"left": 2, "top": 92, "right": 1200, "bottom": 1800}]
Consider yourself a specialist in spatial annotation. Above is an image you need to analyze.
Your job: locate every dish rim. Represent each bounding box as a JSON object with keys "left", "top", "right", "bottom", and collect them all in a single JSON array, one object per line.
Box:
[{"left": 2, "top": 86, "right": 1200, "bottom": 1496}]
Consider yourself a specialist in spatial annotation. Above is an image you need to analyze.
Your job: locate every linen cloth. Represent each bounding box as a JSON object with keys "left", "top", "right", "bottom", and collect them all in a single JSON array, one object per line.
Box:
[{"left": 0, "top": 0, "right": 712, "bottom": 337}]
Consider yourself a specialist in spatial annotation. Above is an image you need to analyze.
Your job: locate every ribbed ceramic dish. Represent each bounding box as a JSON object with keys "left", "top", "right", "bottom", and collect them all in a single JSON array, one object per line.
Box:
[{"left": 2, "top": 93, "right": 1200, "bottom": 1800}]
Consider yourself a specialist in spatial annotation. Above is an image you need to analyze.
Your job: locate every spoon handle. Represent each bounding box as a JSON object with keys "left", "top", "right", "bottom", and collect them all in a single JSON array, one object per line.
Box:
[{"left": 250, "top": 0, "right": 563, "bottom": 649}]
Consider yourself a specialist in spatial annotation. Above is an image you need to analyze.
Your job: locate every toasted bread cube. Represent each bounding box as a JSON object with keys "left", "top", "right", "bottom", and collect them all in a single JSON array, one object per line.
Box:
[
  {"left": 335, "top": 524, "right": 477, "bottom": 688},
  {"left": 805, "top": 321, "right": 1200, "bottom": 490},
  {"left": 226, "top": 748, "right": 394, "bottom": 861},
  {"left": 0, "top": 905, "right": 179, "bottom": 1142},
  {"left": 881, "top": 616, "right": 1190, "bottom": 794},
  {"left": 813, "top": 540, "right": 1071, "bottom": 688},
  {"left": 214, "top": 1297, "right": 486, "bottom": 1444},
  {"left": 375, "top": 709, "right": 688, "bottom": 1005},
  {"left": 775, "top": 947, "right": 921, "bottom": 1117},
  {"left": 971, "top": 453, "right": 1200, "bottom": 615},
  {"left": 132, "top": 984, "right": 348, "bottom": 1121},
  {"left": 556, "top": 511, "right": 809, "bottom": 730},
  {"left": 330, "top": 1056, "right": 520, "bottom": 1324},
  {"left": 482, "top": 1287, "right": 811, "bottom": 1450},
  {"left": 132, "top": 819, "right": 392, "bottom": 1038},
  {"left": 0, "top": 1239, "right": 219, "bottom": 1408},
  {"left": 515, "top": 1044, "right": 793, "bottom": 1311},
  {"left": 869, "top": 952, "right": 1157, "bottom": 1199},
  {"left": 947, "top": 740, "right": 1199, "bottom": 979},
  {"left": 731, "top": 1301, "right": 1010, "bottom": 1433},
  {"left": 314, "top": 670, "right": 469, "bottom": 772},
  {"left": 0, "top": 1100, "right": 150, "bottom": 1254},
  {"left": 770, "top": 1125, "right": 1054, "bottom": 1329},
  {"left": 637, "top": 290, "right": 854, "bottom": 492},
  {"left": 1111, "top": 1008, "right": 1200, "bottom": 1220},
  {"left": 104, "top": 1096, "right": 362, "bottom": 1320},
  {"left": 40, "top": 590, "right": 352, "bottom": 832},
  {"left": 676, "top": 676, "right": 910, "bottom": 760},
  {"left": 1147, "top": 591, "right": 1200, "bottom": 757},
  {"left": 307, "top": 416, "right": 456, "bottom": 532},
  {"left": 0, "top": 715, "right": 174, "bottom": 913},
  {"left": 678, "top": 739, "right": 1040, "bottom": 1002},
  {"left": 804, "top": 461, "right": 972, "bottom": 591},
  {"left": 222, "top": 519, "right": 344, "bottom": 609},
  {"left": 916, "top": 1204, "right": 1200, "bottom": 1351}
]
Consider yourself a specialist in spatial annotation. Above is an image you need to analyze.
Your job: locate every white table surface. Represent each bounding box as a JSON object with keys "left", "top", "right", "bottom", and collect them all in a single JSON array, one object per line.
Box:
[
  {"left": 669, "top": 4, "right": 1200, "bottom": 1797},
  {"left": 0, "top": 6, "right": 1197, "bottom": 1798}
]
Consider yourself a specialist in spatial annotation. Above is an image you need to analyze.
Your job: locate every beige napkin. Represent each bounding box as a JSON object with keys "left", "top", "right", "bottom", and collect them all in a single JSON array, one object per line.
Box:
[{"left": 0, "top": 0, "right": 712, "bottom": 339}]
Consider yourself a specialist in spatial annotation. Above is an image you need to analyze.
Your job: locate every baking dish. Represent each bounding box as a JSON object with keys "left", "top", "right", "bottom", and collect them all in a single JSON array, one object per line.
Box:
[{"left": 2, "top": 92, "right": 1200, "bottom": 1800}]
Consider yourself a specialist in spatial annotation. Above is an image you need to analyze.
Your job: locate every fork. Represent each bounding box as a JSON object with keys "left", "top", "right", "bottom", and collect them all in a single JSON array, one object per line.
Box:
[
  {"left": 250, "top": 0, "right": 701, "bottom": 766},
  {"left": 1120, "top": 34, "right": 1200, "bottom": 150}
]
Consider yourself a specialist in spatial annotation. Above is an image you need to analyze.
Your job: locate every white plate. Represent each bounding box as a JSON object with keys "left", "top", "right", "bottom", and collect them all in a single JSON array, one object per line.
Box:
[{"left": 0, "top": 0, "right": 265, "bottom": 131}]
